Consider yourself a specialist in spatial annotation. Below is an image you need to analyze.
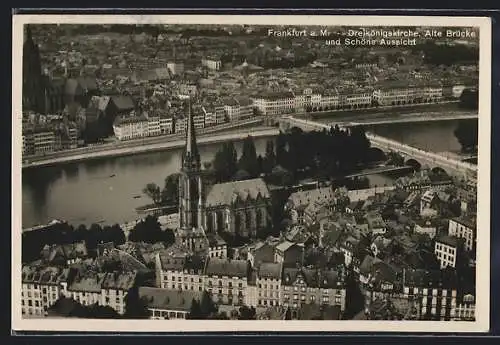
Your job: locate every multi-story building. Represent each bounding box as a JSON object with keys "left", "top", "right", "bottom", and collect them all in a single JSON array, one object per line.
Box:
[
  {"left": 320, "top": 90, "right": 340, "bottom": 110},
  {"left": 155, "top": 252, "right": 206, "bottom": 292},
  {"left": 139, "top": 287, "right": 200, "bottom": 319},
  {"left": 454, "top": 294, "right": 475, "bottom": 321},
  {"left": 252, "top": 91, "right": 296, "bottom": 116},
  {"left": 255, "top": 262, "right": 282, "bottom": 308},
  {"left": 146, "top": 115, "right": 161, "bottom": 137},
  {"left": 202, "top": 105, "right": 217, "bottom": 127},
  {"left": 159, "top": 115, "right": 174, "bottom": 135},
  {"left": 175, "top": 117, "right": 187, "bottom": 134},
  {"left": 448, "top": 216, "right": 476, "bottom": 252},
  {"left": 201, "top": 57, "right": 222, "bottom": 71},
  {"left": 214, "top": 103, "right": 227, "bottom": 124},
  {"left": 339, "top": 91, "right": 373, "bottom": 109},
  {"left": 21, "top": 265, "right": 70, "bottom": 317},
  {"left": 281, "top": 267, "right": 346, "bottom": 314},
  {"left": 434, "top": 235, "right": 464, "bottom": 269},
  {"left": 222, "top": 96, "right": 254, "bottom": 122},
  {"left": 274, "top": 241, "right": 304, "bottom": 267},
  {"left": 67, "top": 272, "right": 106, "bottom": 308},
  {"left": 402, "top": 268, "right": 458, "bottom": 321},
  {"left": 33, "top": 128, "right": 56, "bottom": 154},
  {"left": 207, "top": 234, "right": 227, "bottom": 259},
  {"left": 100, "top": 271, "right": 137, "bottom": 315},
  {"left": 204, "top": 258, "right": 249, "bottom": 307},
  {"left": 113, "top": 115, "right": 149, "bottom": 141},
  {"left": 167, "top": 62, "right": 185, "bottom": 76}
]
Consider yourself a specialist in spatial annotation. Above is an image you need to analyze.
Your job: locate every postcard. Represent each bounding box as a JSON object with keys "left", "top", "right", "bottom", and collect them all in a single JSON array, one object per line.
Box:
[{"left": 12, "top": 13, "right": 491, "bottom": 333}]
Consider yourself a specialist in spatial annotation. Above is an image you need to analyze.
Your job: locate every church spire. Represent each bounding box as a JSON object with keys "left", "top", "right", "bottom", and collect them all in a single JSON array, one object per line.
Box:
[{"left": 182, "top": 99, "right": 201, "bottom": 171}]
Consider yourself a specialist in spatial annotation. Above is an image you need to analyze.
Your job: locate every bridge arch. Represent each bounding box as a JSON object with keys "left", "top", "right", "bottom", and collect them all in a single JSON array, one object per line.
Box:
[
  {"left": 405, "top": 158, "right": 421, "bottom": 171},
  {"left": 367, "top": 147, "right": 387, "bottom": 163},
  {"left": 431, "top": 166, "right": 448, "bottom": 177}
]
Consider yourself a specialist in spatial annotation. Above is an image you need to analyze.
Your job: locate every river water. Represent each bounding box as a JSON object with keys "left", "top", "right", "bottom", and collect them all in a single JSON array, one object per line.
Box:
[{"left": 21, "top": 119, "right": 468, "bottom": 228}]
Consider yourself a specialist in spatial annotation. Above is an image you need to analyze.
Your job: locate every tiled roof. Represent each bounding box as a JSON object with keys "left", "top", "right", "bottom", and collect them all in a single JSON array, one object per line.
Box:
[
  {"left": 101, "top": 271, "right": 137, "bottom": 291},
  {"left": 205, "top": 258, "right": 248, "bottom": 278},
  {"left": 110, "top": 95, "right": 135, "bottom": 111},
  {"left": 22, "top": 265, "right": 69, "bottom": 285},
  {"left": 257, "top": 263, "right": 282, "bottom": 280},
  {"left": 206, "top": 178, "right": 270, "bottom": 207},
  {"left": 436, "top": 235, "right": 462, "bottom": 248},
  {"left": 139, "top": 287, "right": 200, "bottom": 312},
  {"left": 68, "top": 272, "right": 106, "bottom": 293}
]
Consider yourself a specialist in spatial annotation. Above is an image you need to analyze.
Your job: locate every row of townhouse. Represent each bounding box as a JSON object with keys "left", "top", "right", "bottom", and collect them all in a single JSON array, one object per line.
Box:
[
  {"left": 112, "top": 96, "right": 253, "bottom": 141},
  {"left": 251, "top": 83, "right": 455, "bottom": 116},
  {"left": 22, "top": 124, "right": 78, "bottom": 156},
  {"left": 21, "top": 264, "right": 137, "bottom": 317},
  {"left": 359, "top": 257, "right": 475, "bottom": 321},
  {"left": 152, "top": 254, "right": 347, "bottom": 318}
]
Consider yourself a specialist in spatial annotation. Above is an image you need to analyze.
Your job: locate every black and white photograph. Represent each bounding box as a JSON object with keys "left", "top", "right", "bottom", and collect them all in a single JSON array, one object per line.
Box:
[{"left": 12, "top": 14, "right": 491, "bottom": 333}]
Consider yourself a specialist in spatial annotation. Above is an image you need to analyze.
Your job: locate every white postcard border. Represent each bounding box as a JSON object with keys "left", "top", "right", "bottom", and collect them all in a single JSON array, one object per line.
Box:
[{"left": 11, "top": 14, "right": 492, "bottom": 333}]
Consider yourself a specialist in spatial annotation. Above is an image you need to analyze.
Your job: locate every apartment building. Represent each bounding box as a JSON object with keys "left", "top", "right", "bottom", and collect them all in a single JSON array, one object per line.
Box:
[
  {"left": 113, "top": 115, "right": 149, "bottom": 141},
  {"left": 101, "top": 271, "right": 137, "bottom": 315},
  {"left": 207, "top": 234, "right": 227, "bottom": 259},
  {"left": 159, "top": 115, "right": 174, "bottom": 135},
  {"left": 320, "top": 90, "right": 340, "bottom": 109},
  {"left": 202, "top": 105, "right": 217, "bottom": 127},
  {"left": 281, "top": 267, "right": 346, "bottom": 313},
  {"left": 339, "top": 91, "right": 372, "bottom": 109},
  {"left": 21, "top": 265, "right": 70, "bottom": 317},
  {"left": 434, "top": 235, "right": 464, "bottom": 269},
  {"left": 255, "top": 262, "right": 283, "bottom": 308},
  {"left": 175, "top": 117, "right": 187, "bottom": 134},
  {"left": 146, "top": 115, "right": 161, "bottom": 137},
  {"left": 402, "top": 268, "right": 458, "bottom": 321},
  {"left": 201, "top": 57, "right": 222, "bottom": 71},
  {"left": 67, "top": 272, "right": 106, "bottom": 308},
  {"left": 448, "top": 217, "right": 476, "bottom": 251},
  {"left": 205, "top": 258, "right": 249, "bottom": 307},
  {"left": 252, "top": 91, "right": 296, "bottom": 116},
  {"left": 167, "top": 62, "right": 185, "bottom": 76},
  {"left": 155, "top": 252, "right": 206, "bottom": 292}
]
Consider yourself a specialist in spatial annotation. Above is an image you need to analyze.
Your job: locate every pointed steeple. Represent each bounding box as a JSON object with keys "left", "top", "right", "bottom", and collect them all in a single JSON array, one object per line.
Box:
[{"left": 182, "top": 99, "right": 201, "bottom": 171}]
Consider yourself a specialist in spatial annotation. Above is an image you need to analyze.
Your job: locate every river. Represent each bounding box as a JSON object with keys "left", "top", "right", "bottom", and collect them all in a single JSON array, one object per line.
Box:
[{"left": 21, "top": 119, "right": 469, "bottom": 229}]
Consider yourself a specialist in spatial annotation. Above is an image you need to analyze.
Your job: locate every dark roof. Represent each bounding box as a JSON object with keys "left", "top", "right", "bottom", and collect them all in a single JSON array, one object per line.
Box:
[
  {"left": 139, "top": 287, "right": 200, "bottom": 312},
  {"left": 436, "top": 235, "right": 462, "bottom": 248},
  {"left": 110, "top": 95, "right": 135, "bottom": 111},
  {"left": 257, "top": 263, "right": 282, "bottom": 280},
  {"left": 282, "top": 267, "right": 343, "bottom": 288},
  {"left": 206, "top": 178, "right": 270, "bottom": 207},
  {"left": 205, "top": 258, "right": 248, "bottom": 278}
]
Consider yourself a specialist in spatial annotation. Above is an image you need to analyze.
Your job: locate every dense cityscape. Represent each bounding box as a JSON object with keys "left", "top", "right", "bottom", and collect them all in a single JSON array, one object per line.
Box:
[{"left": 20, "top": 23, "right": 479, "bottom": 322}]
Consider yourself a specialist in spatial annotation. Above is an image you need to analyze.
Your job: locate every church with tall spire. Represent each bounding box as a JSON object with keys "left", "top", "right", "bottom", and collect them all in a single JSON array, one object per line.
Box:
[
  {"left": 23, "top": 25, "right": 46, "bottom": 114},
  {"left": 178, "top": 99, "right": 206, "bottom": 231},
  {"left": 176, "top": 98, "right": 272, "bottom": 252}
]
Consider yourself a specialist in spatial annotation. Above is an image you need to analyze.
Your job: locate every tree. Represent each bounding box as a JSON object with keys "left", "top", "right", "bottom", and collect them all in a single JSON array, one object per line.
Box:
[
  {"left": 161, "top": 174, "right": 179, "bottom": 205},
  {"left": 123, "top": 287, "right": 150, "bottom": 319},
  {"left": 454, "top": 120, "right": 478, "bottom": 153},
  {"left": 213, "top": 141, "right": 238, "bottom": 182},
  {"left": 142, "top": 183, "right": 162, "bottom": 205},
  {"left": 199, "top": 291, "right": 218, "bottom": 318},
  {"left": 238, "top": 305, "right": 257, "bottom": 320},
  {"left": 263, "top": 139, "right": 276, "bottom": 173},
  {"left": 128, "top": 215, "right": 164, "bottom": 243},
  {"left": 238, "top": 136, "right": 259, "bottom": 177},
  {"left": 187, "top": 299, "right": 202, "bottom": 319}
]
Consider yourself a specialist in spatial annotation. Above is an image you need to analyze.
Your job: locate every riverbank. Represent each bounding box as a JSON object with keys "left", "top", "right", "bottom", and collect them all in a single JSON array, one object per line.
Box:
[{"left": 22, "top": 127, "right": 279, "bottom": 169}]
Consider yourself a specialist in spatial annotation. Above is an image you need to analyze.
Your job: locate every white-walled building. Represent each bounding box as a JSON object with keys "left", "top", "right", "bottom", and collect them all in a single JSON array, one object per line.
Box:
[
  {"left": 113, "top": 115, "right": 149, "bottom": 141},
  {"left": 448, "top": 217, "right": 476, "bottom": 251},
  {"left": 252, "top": 91, "right": 296, "bottom": 116},
  {"left": 21, "top": 265, "right": 70, "bottom": 317},
  {"left": 201, "top": 57, "right": 222, "bottom": 71},
  {"left": 434, "top": 235, "right": 463, "bottom": 269}
]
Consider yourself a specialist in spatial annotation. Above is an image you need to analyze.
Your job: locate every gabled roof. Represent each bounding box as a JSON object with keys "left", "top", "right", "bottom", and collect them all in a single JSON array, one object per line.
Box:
[
  {"left": 205, "top": 258, "right": 248, "bottom": 278},
  {"left": 139, "top": 287, "right": 200, "bottom": 312},
  {"left": 206, "top": 178, "right": 270, "bottom": 207}
]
